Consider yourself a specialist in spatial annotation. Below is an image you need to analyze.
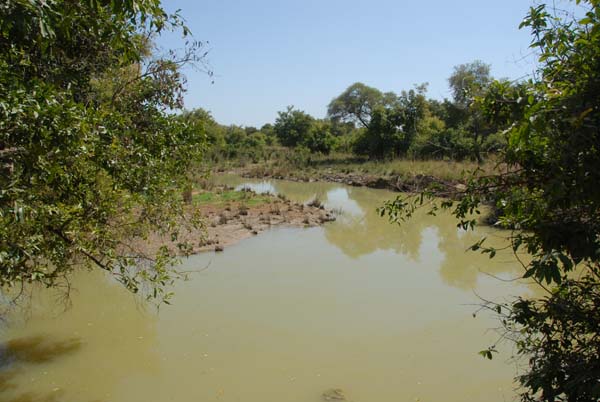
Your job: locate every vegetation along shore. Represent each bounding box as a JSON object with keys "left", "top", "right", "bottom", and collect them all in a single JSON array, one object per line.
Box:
[{"left": 2, "top": 1, "right": 599, "bottom": 401}]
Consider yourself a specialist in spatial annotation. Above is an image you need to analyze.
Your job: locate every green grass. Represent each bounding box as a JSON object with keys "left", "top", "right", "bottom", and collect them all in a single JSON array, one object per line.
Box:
[{"left": 193, "top": 190, "right": 273, "bottom": 206}]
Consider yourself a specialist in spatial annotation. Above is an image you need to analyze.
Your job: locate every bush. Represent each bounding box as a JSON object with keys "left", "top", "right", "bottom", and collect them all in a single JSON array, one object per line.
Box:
[
  {"left": 409, "top": 127, "right": 473, "bottom": 160},
  {"left": 302, "top": 122, "right": 336, "bottom": 155},
  {"left": 274, "top": 106, "right": 313, "bottom": 147}
]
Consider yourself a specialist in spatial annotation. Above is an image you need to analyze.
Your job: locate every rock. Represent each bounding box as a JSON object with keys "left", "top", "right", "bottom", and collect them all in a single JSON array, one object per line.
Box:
[
  {"left": 319, "top": 213, "right": 336, "bottom": 223},
  {"left": 322, "top": 388, "right": 346, "bottom": 401},
  {"left": 214, "top": 245, "right": 224, "bottom": 252}
]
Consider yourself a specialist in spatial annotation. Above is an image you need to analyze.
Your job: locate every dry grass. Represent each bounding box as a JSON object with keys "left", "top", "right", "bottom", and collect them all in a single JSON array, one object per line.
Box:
[
  {"left": 324, "top": 157, "right": 499, "bottom": 181},
  {"left": 238, "top": 151, "right": 502, "bottom": 183}
]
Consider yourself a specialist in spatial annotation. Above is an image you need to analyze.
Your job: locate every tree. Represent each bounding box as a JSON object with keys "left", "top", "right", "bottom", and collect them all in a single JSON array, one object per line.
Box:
[
  {"left": 304, "top": 121, "right": 336, "bottom": 155},
  {"left": 352, "top": 106, "right": 403, "bottom": 158},
  {"left": 0, "top": 1, "right": 208, "bottom": 303},
  {"left": 327, "top": 82, "right": 397, "bottom": 128},
  {"left": 181, "top": 108, "right": 223, "bottom": 147},
  {"left": 272, "top": 107, "right": 335, "bottom": 154},
  {"left": 397, "top": 84, "right": 429, "bottom": 153},
  {"left": 352, "top": 84, "right": 428, "bottom": 159},
  {"left": 381, "top": 1, "right": 600, "bottom": 400},
  {"left": 445, "top": 61, "right": 496, "bottom": 162},
  {"left": 273, "top": 106, "right": 314, "bottom": 147},
  {"left": 258, "top": 123, "right": 278, "bottom": 145},
  {"left": 448, "top": 60, "right": 491, "bottom": 107}
]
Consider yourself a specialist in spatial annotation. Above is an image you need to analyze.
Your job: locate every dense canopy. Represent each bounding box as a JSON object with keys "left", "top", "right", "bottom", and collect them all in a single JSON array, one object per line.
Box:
[{"left": 0, "top": 0, "right": 207, "bottom": 302}]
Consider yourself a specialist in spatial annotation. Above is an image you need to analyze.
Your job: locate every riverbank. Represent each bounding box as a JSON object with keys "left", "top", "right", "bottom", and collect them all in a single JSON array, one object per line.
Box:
[
  {"left": 135, "top": 186, "right": 336, "bottom": 256},
  {"left": 209, "top": 153, "right": 501, "bottom": 196},
  {"left": 194, "top": 187, "right": 336, "bottom": 252},
  {"left": 239, "top": 167, "right": 462, "bottom": 194}
]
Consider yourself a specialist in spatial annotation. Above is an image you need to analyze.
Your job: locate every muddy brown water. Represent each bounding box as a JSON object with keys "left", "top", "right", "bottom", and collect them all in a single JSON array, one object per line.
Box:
[{"left": 0, "top": 176, "right": 531, "bottom": 402}]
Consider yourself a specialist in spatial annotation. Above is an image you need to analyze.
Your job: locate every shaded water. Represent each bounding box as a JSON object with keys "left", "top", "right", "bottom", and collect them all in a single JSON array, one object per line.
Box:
[{"left": 0, "top": 176, "right": 530, "bottom": 402}]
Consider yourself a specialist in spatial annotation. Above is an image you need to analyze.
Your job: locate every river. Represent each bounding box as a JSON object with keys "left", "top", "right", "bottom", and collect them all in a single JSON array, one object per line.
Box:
[{"left": 0, "top": 176, "right": 530, "bottom": 402}]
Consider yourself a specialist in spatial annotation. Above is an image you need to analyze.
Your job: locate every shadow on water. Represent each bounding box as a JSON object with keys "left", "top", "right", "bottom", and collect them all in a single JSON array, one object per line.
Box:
[
  {"left": 0, "top": 388, "right": 60, "bottom": 402},
  {"left": 0, "top": 335, "right": 83, "bottom": 402},
  {"left": 0, "top": 335, "right": 81, "bottom": 366},
  {"left": 0, "top": 267, "right": 161, "bottom": 402}
]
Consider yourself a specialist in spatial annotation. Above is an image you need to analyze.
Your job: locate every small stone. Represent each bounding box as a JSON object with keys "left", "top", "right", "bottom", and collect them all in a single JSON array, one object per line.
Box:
[{"left": 322, "top": 388, "right": 346, "bottom": 401}]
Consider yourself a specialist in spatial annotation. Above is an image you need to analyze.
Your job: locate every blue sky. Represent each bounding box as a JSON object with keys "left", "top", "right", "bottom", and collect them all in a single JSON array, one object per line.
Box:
[{"left": 157, "top": 1, "right": 538, "bottom": 127}]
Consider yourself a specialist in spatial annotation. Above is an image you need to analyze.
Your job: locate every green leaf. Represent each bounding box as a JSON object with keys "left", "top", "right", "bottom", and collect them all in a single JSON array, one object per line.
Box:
[
  {"left": 557, "top": 253, "right": 573, "bottom": 271},
  {"left": 523, "top": 267, "right": 537, "bottom": 279}
]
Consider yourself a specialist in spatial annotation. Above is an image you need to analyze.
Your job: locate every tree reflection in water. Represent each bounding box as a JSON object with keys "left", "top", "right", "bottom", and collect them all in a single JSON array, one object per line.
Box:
[{"left": 217, "top": 175, "right": 524, "bottom": 290}]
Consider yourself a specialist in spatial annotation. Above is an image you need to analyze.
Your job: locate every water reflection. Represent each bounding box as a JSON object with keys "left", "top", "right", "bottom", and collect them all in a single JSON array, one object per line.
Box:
[
  {"left": 324, "top": 188, "right": 363, "bottom": 216},
  {"left": 216, "top": 175, "right": 522, "bottom": 290},
  {"left": 234, "top": 181, "right": 277, "bottom": 195},
  {"left": 0, "top": 175, "right": 528, "bottom": 402},
  {"left": 322, "top": 186, "right": 425, "bottom": 260},
  {"left": 1, "top": 336, "right": 81, "bottom": 366}
]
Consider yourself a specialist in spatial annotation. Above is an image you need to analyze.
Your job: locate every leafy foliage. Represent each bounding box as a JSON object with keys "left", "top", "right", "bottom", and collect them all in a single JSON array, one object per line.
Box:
[
  {"left": 380, "top": 1, "right": 600, "bottom": 400},
  {"left": 352, "top": 106, "right": 403, "bottom": 158},
  {"left": 327, "top": 82, "right": 396, "bottom": 128},
  {"left": 511, "top": 274, "right": 600, "bottom": 402},
  {"left": 448, "top": 60, "right": 492, "bottom": 107},
  {"left": 209, "top": 65, "right": 511, "bottom": 163},
  {"left": 349, "top": 85, "right": 429, "bottom": 159},
  {"left": 0, "top": 0, "right": 208, "bottom": 303},
  {"left": 304, "top": 121, "right": 336, "bottom": 155},
  {"left": 273, "top": 106, "right": 336, "bottom": 154},
  {"left": 274, "top": 106, "right": 314, "bottom": 147}
]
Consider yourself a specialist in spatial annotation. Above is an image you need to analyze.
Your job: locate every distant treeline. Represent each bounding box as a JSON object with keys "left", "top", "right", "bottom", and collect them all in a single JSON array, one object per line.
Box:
[{"left": 183, "top": 60, "right": 515, "bottom": 163}]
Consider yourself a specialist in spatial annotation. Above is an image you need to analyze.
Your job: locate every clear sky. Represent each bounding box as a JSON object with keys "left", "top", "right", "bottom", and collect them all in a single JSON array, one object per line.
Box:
[{"left": 157, "top": 1, "right": 538, "bottom": 127}]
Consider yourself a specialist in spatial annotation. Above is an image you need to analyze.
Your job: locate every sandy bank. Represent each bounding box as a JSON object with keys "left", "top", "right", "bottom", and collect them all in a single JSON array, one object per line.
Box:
[{"left": 133, "top": 189, "right": 336, "bottom": 256}]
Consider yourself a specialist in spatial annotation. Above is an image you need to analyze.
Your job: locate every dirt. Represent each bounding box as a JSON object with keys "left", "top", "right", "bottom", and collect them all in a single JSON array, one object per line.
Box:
[
  {"left": 235, "top": 168, "right": 463, "bottom": 197},
  {"left": 133, "top": 192, "right": 336, "bottom": 256},
  {"left": 194, "top": 197, "right": 336, "bottom": 252},
  {"left": 322, "top": 388, "right": 348, "bottom": 401}
]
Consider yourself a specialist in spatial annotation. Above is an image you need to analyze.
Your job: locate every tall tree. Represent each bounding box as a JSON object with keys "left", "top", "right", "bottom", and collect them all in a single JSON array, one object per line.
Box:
[
  {"left": 448, "top": 60, "right": 491, "bottom": 107},
  {"left": 327, "top": 82, "right": 397, "bottom": 128},
  {"left": 447, "top": 61, "right": 495, "bottom": 162},
  {"left": 351, "top": 84, "right": 428, "bottom": 159},
  {"left": 0, "top": 0, "right": 208, "bottom": 303}
]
